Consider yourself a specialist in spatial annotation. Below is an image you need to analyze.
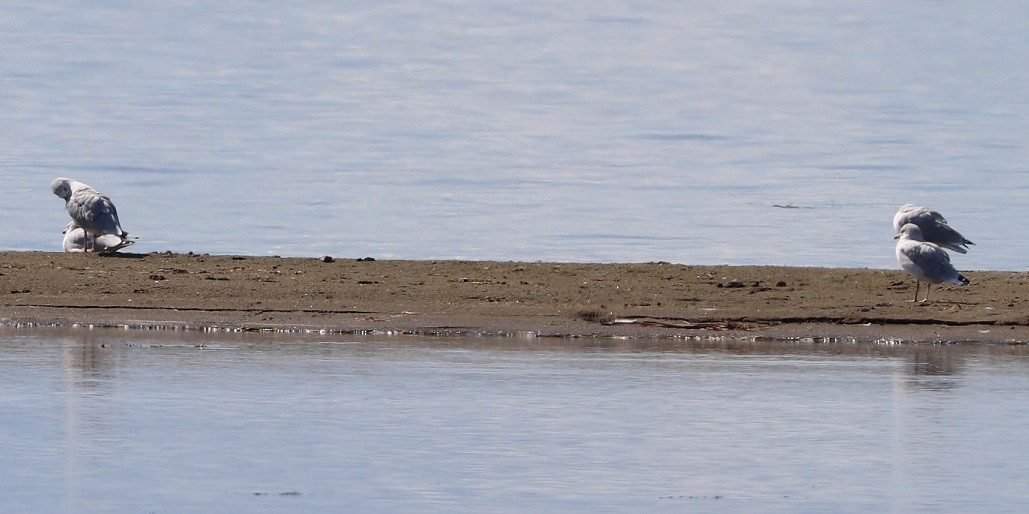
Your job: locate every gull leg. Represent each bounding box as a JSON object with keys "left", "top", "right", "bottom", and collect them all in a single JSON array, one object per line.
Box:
[
  {"left": 922, "top": 283, "right": 932, "bottom": 303},
  {"left": 910, "top": 281, "right": 920, "bottom": 302}
]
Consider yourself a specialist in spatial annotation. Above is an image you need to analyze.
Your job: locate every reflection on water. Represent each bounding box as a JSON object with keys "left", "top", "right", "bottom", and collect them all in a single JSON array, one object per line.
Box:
[
  {"left": 2, "top": 328, "right": 1029, "bottom": 513},
  {"left": 60, "top": 333, "right": 121, "bottom": 388},
  {"left": 909, "top": 348, "right": 964, "bottom": 376}
]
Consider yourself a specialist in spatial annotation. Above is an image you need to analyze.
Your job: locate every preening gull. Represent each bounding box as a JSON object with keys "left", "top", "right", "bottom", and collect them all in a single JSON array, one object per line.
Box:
[
  {"left": 62, "top": 221, "right": 135, "bottom": 253},
  {"left": 895, "top": 223, "right": 970, "bottom": 302},
  {"left": 51, "top": 177, "right": 130, "bottom": 252},
  {"left": 892, "top": 204, "right": 974, "bottom": 254}
]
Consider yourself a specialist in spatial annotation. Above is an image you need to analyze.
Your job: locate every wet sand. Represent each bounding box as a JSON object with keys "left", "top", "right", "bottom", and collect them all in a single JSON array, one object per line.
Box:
[{"left": 2, "top": 251, "right": 1026, "bottom": 342}]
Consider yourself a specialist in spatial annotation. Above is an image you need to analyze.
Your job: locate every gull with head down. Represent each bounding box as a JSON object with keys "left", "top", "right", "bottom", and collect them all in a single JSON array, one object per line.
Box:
[
  {"left": 51, "top": 177, "right": 130, "bottom": 252},
  {"left": 892, "top": 204, "right": 974, "bottom": 254},
  {"left": 62, "top": 221, "right": 135, "bottom": 253}
]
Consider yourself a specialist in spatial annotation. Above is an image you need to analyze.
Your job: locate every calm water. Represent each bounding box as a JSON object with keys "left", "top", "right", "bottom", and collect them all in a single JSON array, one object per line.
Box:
[
  {"left": 1, "top": 1, "right": 1027, "bottom": 269},
  {"left": 2, "top": 328, "right": 1029, "bottom": 513}
]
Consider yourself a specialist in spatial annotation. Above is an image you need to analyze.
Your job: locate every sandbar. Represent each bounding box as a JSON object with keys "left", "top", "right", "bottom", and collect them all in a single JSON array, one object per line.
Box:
[{"left": 2, "top": 251, "right": 1026, "bottom": 343}]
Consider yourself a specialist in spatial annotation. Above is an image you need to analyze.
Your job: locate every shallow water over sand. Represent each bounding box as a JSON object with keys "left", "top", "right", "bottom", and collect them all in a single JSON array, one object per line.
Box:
[{"left": 2, "top": 328, "right": 1028, "bottom": 513}]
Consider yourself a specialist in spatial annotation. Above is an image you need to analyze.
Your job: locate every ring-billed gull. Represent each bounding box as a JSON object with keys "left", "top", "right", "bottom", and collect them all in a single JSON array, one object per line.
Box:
[
  {"left": 62, "top": 221, "right": 135, "bottom": 253},
  {"left": 51, "top": 177, "right": 130, "bottom": 252},
  {"left": 895, "top": 223, "right": 970, "bottom": 302},
  {"left": 892, "top": 204, "right": 974, "bottom": 254}
]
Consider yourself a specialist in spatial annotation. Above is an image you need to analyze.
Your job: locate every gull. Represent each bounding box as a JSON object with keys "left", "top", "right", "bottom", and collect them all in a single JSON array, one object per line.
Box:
[
  {"left": 892, "top": 204, "right": 974, "bottom": 254},
  {"left": 51, "top": 177, "right": 130, "bottom": 252},
  {"left": 62, "top": 221, "right": 135, "bottom": 253},
  {"left": 895, "top": 223, "right": 970, "bottom": 302}
]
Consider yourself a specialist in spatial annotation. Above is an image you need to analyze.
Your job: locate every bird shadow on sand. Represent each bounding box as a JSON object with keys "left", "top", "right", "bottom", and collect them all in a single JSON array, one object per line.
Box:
[{"left": 97, "top": 252, "right": 148, "bottom": 259}]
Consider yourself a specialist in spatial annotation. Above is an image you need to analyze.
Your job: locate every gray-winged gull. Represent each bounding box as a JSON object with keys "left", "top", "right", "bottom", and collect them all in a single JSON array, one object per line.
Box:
[
  {"left": 62, "top": 221, "right": 135, "bottom": 253},
  {"left": 894, "top": 223, "right": 970, "bottom": 302},
  {"left": 51, "top": 177, "right": 130, "bottom": 252},
  {"left": 892, "top": 204, "right": 974, "bottom": 254}
]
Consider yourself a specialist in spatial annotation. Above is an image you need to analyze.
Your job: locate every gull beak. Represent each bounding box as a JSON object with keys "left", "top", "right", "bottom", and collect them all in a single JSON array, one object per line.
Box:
[{"left": 893, "top": 233, "right": 901, "bottom": 240}]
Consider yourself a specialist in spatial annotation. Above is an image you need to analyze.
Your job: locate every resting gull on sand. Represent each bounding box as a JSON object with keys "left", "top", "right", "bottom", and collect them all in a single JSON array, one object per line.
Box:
[
  {"left": 51, "top": 177, "right": 130, "bottom": 253},
  {"left": 895, "top": 223, "right": 970, "bottom": 302},
  {"left": 62, "top": 221, "right": 135, "bottom": 253},
  {"left": 892, "top": 204, "right": 974, "bottom": 254}
]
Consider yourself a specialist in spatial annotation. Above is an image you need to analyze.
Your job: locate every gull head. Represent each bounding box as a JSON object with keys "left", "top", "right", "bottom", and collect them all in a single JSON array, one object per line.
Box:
[
  {"left": 895, "top": 223, "right": 925, "bottom": 242},
  {"left": 51, "top": 177, "right": 74, "bottom": 200}
]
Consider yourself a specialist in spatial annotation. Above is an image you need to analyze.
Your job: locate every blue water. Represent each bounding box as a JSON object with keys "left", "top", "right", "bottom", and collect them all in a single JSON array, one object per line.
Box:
[
  {"left": 2, "top": 1, "right": 1026, "bottom": 269},
  {"left": 2, "top": 329, "right": 1029, "bottom": 513}
]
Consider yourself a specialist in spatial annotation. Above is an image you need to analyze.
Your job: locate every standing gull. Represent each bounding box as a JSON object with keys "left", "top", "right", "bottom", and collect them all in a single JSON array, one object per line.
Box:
[
  {"left": 62, "top": 221, "right": 135, "bottom": 253},
  {"left": 894, "top": 223, "right": 970, "bottom": 302},
  {"left": 892, "top": 204, "right": 974, "bottom": 254},
  {"left": 51, "top": 177, "right": 130, "bottom": 252}
]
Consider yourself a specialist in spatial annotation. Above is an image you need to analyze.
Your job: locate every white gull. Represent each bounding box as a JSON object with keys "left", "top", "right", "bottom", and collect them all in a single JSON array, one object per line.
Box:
[
  {"left": 892, "top": 204, "right": 974, "bottom": 254},
  {"left": 62, "top": 221, "right": 135, "bottom": 253},
  {"left": 895, "top": 223, "right": 970, "bottom": 302},
  {"left": 51, "top": 177, "right": 130, "bottom": 252}
]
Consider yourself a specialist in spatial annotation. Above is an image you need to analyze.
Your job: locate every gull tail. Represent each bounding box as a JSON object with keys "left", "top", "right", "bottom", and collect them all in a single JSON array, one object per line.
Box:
[{"left": 99, "top": 234, "right": 138, "bottom": 254}]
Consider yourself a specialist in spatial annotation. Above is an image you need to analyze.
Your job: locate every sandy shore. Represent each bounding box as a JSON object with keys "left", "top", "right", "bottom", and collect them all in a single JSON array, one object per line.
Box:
[{"left": 1, "top": 251, "right": 1026, "bottom": 342}]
